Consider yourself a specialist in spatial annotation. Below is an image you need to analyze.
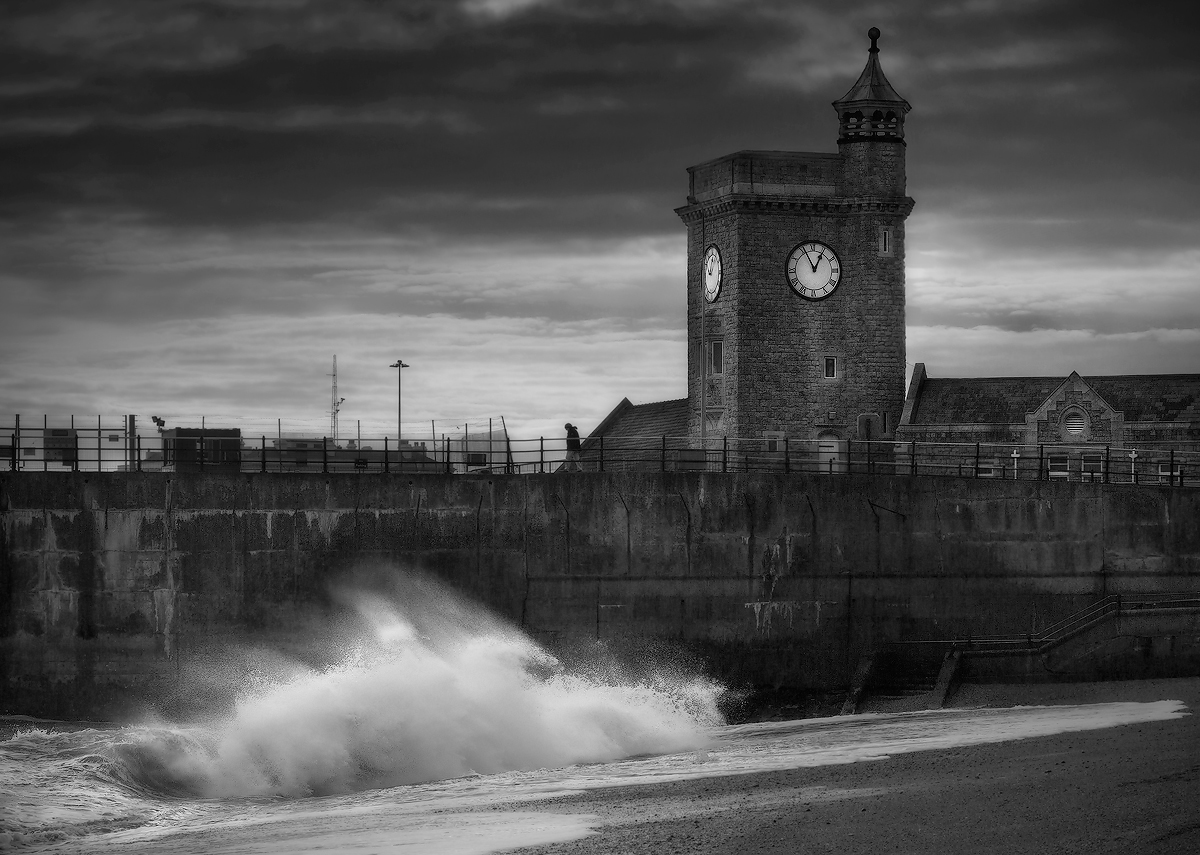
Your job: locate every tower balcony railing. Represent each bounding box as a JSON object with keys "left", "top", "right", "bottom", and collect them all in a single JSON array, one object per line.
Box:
[{"left": 3, "top": 416, "right": 1197, "bottom": 487}]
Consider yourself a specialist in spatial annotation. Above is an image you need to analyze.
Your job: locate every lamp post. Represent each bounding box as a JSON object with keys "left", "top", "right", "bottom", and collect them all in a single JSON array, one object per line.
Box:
[{"left": 390, "top": 360, "right": 409, "bottom": 447}]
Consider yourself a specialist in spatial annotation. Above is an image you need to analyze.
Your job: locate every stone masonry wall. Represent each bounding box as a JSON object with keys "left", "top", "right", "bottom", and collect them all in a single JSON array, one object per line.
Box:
[{"left": 2, "top": 471, "right": 1198, "bottom": 718}]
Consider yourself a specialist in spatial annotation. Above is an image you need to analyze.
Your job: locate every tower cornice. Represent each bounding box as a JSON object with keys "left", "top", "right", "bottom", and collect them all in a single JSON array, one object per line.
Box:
[{"left": 675, "top": 194, "right": 915, "bottom": 223}]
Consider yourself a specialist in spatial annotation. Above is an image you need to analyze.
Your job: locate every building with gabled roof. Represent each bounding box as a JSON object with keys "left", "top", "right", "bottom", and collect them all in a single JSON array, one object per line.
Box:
[
  {"left": 897, "top": 364, "right": 1200, "bottom": 449},
  {"left": 578, "top": 397, "right": 689, "bottom": 471},
  {"left": 894, "top": 364, "right": 1200, "bottom": 482}
]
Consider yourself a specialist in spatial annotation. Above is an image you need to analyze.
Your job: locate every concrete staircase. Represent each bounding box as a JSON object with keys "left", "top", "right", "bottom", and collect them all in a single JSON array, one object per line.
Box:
[{"left": 842, "top": 593, "right": 1200, "bottom": 714}]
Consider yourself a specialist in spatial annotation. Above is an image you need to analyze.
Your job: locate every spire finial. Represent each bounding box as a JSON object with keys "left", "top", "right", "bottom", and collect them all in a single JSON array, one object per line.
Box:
[{"left": 868, "top": 27, "right": 880, "bottom": 53}]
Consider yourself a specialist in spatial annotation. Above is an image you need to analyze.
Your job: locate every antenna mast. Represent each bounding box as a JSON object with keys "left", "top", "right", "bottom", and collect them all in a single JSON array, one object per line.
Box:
[{"left": 329, "top": 356, "right": 345, "bottom": 443}]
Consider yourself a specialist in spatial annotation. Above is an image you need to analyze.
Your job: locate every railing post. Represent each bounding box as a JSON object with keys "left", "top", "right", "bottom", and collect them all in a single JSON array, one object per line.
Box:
[
  {"left": 974, "top": 442, "right": 980, "bottom": 478},
  {"left": 137, "top": 434, "right": 142, "bottom": 472},
  {"left": 910, "top": 440, "right": 917, "bottom": 476},
  {"left": 599, "top": 435, "right": 604, "bottom": 472},
  {"left": 199, "top": 431, "right": 205, "bottom": 469},
  {"left": 261, "top": 436, "right": 267, "bottom": 473},
  {"left": 539, "top": 436, "right": 544, "bottom": 473},
  {"left": 1038, "top": 444, "right": 1044, "bottom": 481},
  {"left": 661, "top": 435, "right": 666, "bottom": 472},
  {"left": 384, "top": 437, "right": 390, "bottom": 473},
  {"left": 722, "top": 436, "right": 728, "bottom": 472},
  {"left": 322, "top": 437, "right": 328, "bottom": 473},
  {"left": 866, "top": 438, "right": 872, "bottom": 473},
  {"left": 1104, "top": 445, "right": 1110, "bottom": 484},
  {"left": 72, "top": 431, "right": 79, "bottom": 472},
  {"left": 784, "top": 437, "right": 790, "bottom": 474},
  {"left": 1170, "top": 450, "right": 1175, "bottom": 486}
]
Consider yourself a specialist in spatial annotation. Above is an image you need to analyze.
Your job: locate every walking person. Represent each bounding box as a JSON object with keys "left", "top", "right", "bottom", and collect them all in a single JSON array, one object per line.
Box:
[{"left": 563, "top": 423, "right": 583, "bottom": 472}]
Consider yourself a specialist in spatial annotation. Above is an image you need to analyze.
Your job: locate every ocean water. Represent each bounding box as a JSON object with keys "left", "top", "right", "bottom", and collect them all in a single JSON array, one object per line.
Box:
[{"left": 0, "top": 577, "right": 1189, "bottom": 854}]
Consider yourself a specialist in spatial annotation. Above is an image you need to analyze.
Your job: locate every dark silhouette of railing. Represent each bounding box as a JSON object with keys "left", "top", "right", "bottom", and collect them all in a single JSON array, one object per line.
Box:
[{"left": 3, "top": 419, "right": 1198, "bottom": 487}]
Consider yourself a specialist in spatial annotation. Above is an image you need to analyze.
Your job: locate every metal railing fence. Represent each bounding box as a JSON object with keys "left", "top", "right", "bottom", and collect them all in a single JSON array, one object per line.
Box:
[
  {"left": 884, "top": 592, "right": 1200, "bottom": 656},
  {"left": 2, "top": 416, "right": 1197, "bottom": 487}
]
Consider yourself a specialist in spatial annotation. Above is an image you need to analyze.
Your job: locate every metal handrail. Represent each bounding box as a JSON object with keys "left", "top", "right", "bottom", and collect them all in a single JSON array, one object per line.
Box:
[{"left": 886, "top": 593, "right": 1200, "bottom": 656}]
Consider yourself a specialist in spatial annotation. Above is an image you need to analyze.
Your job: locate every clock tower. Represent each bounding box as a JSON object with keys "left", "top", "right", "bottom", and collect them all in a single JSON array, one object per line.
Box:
[{"left": 675, "top": 28, "right": 913, "bottom": 458}]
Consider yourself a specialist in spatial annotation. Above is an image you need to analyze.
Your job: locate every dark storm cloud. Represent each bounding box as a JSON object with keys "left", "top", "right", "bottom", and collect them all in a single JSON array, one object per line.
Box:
[
  {"left": 5, "top": 0, "right": 1198, "bottom": 247},
  {"left": 2, "top": 0, "right": 1198, "bottom": 424},
  {"left": 0, "top": 0, "right": 787, "bottom": 235}
]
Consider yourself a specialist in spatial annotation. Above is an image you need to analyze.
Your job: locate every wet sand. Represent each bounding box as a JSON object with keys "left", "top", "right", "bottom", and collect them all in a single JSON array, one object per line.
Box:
[{"left": 514, "top": 678, "right": 1200, "bottom": 855}]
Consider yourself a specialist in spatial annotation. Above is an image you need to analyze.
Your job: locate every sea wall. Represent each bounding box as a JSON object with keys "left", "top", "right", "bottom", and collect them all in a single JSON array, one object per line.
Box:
[{"left": 2, "top": 471, "right": 1198, "bottom": 717}]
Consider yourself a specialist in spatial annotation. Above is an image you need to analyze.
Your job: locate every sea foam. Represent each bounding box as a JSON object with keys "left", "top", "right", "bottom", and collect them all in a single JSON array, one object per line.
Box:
[{"left": 124, "top": 570, "right": 724, "bottom": 798}]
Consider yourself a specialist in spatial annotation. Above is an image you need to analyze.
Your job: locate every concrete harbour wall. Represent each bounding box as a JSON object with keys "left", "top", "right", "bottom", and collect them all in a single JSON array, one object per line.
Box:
[{"left": 1, "top": 472, "right": 1198, "bottom": 718}]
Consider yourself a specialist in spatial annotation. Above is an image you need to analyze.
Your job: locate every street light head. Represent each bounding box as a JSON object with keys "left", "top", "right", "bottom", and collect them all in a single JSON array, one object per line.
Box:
[{"left": 390, "top": 360, "right": 410, "bottom": 369}]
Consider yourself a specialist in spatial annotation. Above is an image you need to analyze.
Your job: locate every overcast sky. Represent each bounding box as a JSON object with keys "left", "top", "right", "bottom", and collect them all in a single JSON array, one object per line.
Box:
[{"left": 2, "top": 0, "right": 1197, "bottom": 441}]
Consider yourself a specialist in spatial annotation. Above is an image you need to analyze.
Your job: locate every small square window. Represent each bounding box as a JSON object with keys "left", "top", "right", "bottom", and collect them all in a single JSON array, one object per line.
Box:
[
  {"left": 1048, "top": 455, "right": 1070, "bottom": 479},
  {"left": 824, "top": 357, "right": 837, "bottom": 379},
  {"left": 1082, "top": 454, "right": 1104, "bottom": 482}
]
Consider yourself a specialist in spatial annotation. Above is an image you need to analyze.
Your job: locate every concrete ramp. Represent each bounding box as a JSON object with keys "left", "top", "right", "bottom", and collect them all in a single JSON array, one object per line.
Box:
[{"left": 840, "top": 653, "right": 876, "bottom": 715}]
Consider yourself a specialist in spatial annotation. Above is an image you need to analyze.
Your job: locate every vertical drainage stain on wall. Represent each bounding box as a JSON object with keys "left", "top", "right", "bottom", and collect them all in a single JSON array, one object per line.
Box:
[
  {"left": 475, "top": 492, "right": 484, "bottom": 575},
  {"left": 678, "top": 493, "right": 692, "bottom": 577},
  {"left": 744, "top": 492, "right": 757, "bottom": 597},
  {"left": 76, "top": 496, "right": 97, "bottom": 640},
  {"left": 37, "top": 508, "right": 76, "bottom": 636},
  {"left": 157, "top": 479, "right": 177, "bottom": 659},
  {"left": 553, "top": 493, "right": 570, "bottom": 573},
  {"left": 305, "top": 510, "right": 337, "bottom": 545},
  {"left": 614, "top": 488, "right": 631, "bottom": 575},
  {"left": 520, "top": 483, "right": 530, "bottom": 627}
]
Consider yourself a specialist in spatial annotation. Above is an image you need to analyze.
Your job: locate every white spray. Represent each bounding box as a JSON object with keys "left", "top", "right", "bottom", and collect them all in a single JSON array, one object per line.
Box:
[{"left": 137, "top": 570, "right": 725, "bottom": 798}]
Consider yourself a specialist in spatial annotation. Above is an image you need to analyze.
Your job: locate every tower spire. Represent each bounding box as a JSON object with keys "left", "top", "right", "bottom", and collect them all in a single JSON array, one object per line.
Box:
[{"left": 832, "top": 27, "right": 911, "bottom": 143}]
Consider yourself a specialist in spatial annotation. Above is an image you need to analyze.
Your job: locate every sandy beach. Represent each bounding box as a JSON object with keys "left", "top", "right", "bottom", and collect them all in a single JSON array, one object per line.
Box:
[{"left": 513, "top": 678, "right": 1200, "bottom": 855}]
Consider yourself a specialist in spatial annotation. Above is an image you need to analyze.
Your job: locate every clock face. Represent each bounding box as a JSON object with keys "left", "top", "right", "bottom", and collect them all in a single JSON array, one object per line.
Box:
[
  {"left": 786, "top": 241, "right": 841, "bottom": 300},
  {"left": 703, "top": 245, "right": 722, "bottom": 303}
]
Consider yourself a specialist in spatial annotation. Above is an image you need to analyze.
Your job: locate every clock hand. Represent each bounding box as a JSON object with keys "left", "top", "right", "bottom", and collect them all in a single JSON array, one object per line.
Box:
[{"left": 807, "top": 252, "right": 820, "bottom": 272}]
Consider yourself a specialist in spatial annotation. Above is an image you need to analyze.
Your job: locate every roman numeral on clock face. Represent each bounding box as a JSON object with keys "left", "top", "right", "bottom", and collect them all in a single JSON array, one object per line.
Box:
[{"left": 786, "top": 241, "right": 841, "bottom": 301}]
